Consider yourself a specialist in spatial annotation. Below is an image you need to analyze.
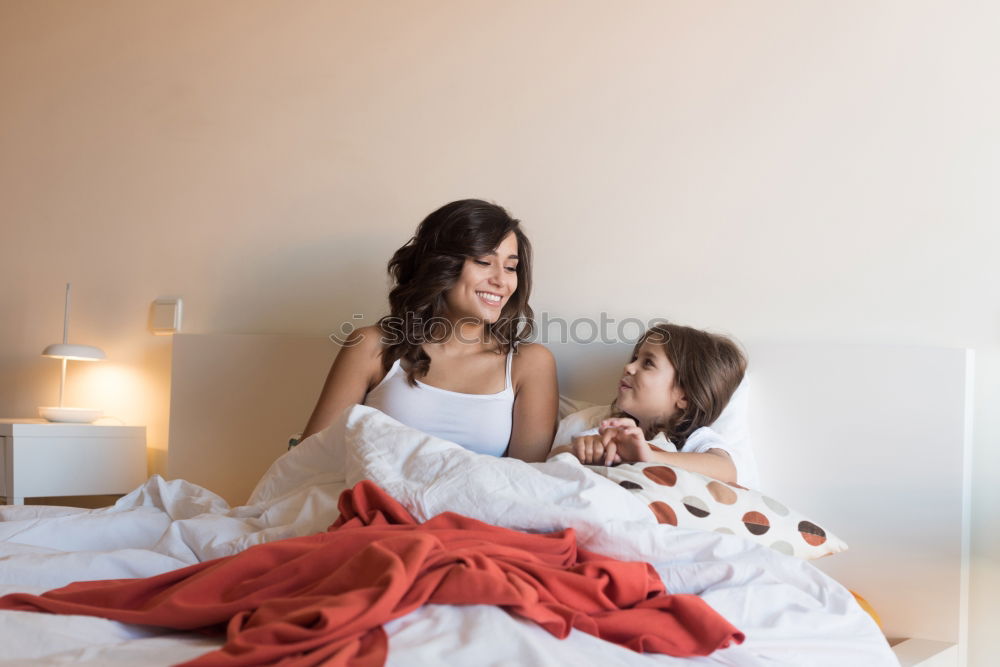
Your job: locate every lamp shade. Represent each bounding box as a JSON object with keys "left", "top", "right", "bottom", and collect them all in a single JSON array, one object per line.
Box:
[{"left": 41, "top": 343, "right": 106, "bottom": 361}]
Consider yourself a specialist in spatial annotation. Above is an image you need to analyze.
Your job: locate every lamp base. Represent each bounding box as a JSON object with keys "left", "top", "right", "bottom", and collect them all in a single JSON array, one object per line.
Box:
[{"left": 38, "top": 406, "right": 103, "bottom": 423}]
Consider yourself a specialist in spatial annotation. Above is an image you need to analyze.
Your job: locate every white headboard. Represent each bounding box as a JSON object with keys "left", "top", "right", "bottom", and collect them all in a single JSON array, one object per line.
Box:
[
  {"left": 168, "top": 334, "right": 971, "bottom": 661},
  {"left": 744, "top": 341, "right": 971, "bottom": 664}
]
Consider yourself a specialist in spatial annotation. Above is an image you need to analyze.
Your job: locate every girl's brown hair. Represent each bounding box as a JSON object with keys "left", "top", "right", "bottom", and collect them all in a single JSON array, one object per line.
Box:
[
  {"left": 616, "top": 322, "right": 746, "bottom": 445},
  {"left": 376, "top": 199, "right": 534, "bottom": 385}
]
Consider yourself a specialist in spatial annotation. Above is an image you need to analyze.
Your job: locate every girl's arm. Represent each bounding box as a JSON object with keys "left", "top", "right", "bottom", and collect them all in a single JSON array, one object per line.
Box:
[
  {"left": 633, "top": 448, "right": 737, "bottom": 484},
  {"left": 607, "top": 421, "right": 738, "bottom": 484},
  {"left": 300, "top": 326, "right": 384, "bottom": 440},
  {"left": 507, "top": 343, "right": 559, "bottom": 463}
]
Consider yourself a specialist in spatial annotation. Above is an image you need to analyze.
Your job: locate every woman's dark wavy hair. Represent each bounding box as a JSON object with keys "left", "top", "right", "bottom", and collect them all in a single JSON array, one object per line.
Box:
[
  {"left": 376, "top": 199, "right": 534, "bottom": 385},
  {"left": 613, "top": 323, "right": 746, "bottom": 446}
]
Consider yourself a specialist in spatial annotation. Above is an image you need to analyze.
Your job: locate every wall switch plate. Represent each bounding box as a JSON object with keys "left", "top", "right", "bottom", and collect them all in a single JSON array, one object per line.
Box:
[{"left": 150, "top": 298, "right": 182, "bottom": 335}]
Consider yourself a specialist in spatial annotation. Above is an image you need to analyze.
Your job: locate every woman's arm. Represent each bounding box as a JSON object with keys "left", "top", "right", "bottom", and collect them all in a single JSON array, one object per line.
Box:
[
  {"left": 300, "top": 326, "right": 385, "bottom": 440},
  {"left": 507, "top": 343, "right": 559, "bottom": 463},
  {"left": 547, "top": 444, "right": 573, "bottom": 459}
]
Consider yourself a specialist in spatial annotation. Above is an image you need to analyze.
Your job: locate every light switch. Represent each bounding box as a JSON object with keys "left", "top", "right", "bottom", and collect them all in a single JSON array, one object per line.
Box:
[{"left": 150, "top": 298, "right": 182, "bottom": 335}]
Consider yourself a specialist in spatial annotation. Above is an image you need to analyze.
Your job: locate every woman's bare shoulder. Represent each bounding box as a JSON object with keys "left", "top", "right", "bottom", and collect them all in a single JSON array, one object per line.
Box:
[
  {"left": 511, "top": 342, "right": 556, "bottom": 377},
  {"left": 334, "top": 325, "right": 386, "bottom": 369},
  {"left": 513, "top": 341, "right": 554, "bottom": 360},
  {"left": 343, "top": 325, "right": 385, "bottom": 348}
]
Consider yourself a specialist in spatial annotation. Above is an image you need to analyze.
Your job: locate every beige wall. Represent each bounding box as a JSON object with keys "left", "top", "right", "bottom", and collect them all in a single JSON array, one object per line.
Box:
[{"left": 1, "top": 0, "right": 996, "bottom": 660}]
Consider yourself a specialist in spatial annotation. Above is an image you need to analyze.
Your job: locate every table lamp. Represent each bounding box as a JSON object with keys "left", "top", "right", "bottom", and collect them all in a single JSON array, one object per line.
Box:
[{"left": 37, "top": 283, "right": 106, "bottom": 423}]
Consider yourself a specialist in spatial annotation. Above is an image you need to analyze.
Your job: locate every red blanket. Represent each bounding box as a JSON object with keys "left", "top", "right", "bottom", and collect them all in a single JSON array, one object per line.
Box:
[{"left": 0, "top": 481, "right": 743, "bottom": 666}]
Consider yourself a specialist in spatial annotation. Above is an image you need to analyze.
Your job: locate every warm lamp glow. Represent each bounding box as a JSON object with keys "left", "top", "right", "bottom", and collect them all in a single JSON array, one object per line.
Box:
[{"left": 82, "top": 363, "right": 146, "bottom": 414}]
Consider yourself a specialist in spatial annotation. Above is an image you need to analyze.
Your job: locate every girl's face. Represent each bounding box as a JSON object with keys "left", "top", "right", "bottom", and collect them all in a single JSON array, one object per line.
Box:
[
  {"left": 617, "top": 340, "right": 688, "bottom": 429},
  {"left": 444, "top": 232, "right": 519, "bottom": 324}
]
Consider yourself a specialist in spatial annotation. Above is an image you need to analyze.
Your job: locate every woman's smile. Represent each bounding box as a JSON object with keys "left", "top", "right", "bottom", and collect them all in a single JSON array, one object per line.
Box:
[{"left": 475, "top": 290, "right": 504, "bottom": 308}]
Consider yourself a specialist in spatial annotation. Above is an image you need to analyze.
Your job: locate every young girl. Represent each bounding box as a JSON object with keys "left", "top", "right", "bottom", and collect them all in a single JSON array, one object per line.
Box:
[{"left": 548, "top": 323, "right": 757, "bottom": 487}]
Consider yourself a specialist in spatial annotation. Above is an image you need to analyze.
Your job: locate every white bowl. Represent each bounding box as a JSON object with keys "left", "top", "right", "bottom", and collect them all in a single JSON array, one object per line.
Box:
[{"left": 38, "top": 406, "right": 104, "bottom": 423}]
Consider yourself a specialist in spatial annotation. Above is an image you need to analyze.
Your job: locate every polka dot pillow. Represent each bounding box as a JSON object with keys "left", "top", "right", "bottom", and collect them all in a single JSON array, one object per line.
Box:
[{"left": 589, "top": 462, "right": 848, "bottom": 559}]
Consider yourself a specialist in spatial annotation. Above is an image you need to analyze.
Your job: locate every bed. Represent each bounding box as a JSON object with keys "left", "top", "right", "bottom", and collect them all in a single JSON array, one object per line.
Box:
[{"left": 0, "top": 333, "right": 971, "bottom": 666}]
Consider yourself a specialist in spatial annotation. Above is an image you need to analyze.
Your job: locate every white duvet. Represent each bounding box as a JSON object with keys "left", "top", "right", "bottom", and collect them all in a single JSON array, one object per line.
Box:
[{"left": 0, "top": 406, "right": 898, "bottom": 666}]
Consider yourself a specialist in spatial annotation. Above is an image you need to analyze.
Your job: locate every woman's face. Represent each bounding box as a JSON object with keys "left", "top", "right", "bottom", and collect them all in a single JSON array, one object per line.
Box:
[
  {"left": 444, "top": 232, "right": 519, "bottom": 324},
  {"left": 616, "top": 340, "right": 687, "bottom": 428}
]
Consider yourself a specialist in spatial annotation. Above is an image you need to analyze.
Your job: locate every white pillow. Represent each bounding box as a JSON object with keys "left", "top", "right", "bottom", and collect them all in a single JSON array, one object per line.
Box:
[
  {"left": 590, "top": 461, "right": 847, "bottom": 560},
  {"left": 711, "top": 377, "right": 749, "bottom": 447},
  {"left": 558, "top": 394, "right": 596, "bottom": 420}
]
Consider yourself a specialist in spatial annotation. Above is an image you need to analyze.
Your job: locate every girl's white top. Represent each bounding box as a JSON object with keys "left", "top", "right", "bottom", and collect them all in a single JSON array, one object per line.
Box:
[
  {"left": 364, "top": 350, "right": 515, "bottom": 457},
  {"left": 553, "top": 404, "right": 760, "bottom": 488}
]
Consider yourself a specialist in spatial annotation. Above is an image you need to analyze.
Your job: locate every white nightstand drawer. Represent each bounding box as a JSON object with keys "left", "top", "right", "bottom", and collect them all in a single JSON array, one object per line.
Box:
[
  {"left": 0, "top": 421, "right": 147, "bottom": 504},
  {"left": 7, "top": 436, "right": 146, "bottom": 497}
]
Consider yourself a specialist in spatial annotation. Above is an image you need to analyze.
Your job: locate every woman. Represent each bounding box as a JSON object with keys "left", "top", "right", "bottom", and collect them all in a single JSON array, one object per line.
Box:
[{"left": 301, "top": 199, "right": 558, "bottom": 462}]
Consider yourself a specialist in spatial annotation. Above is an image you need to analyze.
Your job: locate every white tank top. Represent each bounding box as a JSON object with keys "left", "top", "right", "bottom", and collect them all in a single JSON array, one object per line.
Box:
[{"left": 364, "top": 350, "right": 515, "bottom": 457}]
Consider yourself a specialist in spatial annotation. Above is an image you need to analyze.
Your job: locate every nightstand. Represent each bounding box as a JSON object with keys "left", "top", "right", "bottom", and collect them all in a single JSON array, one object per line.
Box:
[{"left": 0, "top": 420, "right": 147, "bottom": 504}]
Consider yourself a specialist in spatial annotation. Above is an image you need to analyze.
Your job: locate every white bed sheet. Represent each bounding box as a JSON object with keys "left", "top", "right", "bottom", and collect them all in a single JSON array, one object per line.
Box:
[{"left": 0, "top": 406, "right": 897, "bottom": 666}]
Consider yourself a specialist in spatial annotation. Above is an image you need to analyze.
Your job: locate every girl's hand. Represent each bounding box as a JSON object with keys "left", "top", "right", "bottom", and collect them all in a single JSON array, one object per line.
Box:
[
  {"left": 600, "top": 417, "right": 637, "bottom": 430},
  {"left": 570, "top": 433, "right": 620, "bottom": 465},
  {"left": 599, "top": 419, "right": 654, "bottom": 464}
]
